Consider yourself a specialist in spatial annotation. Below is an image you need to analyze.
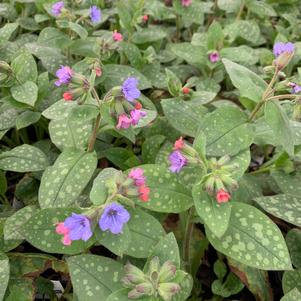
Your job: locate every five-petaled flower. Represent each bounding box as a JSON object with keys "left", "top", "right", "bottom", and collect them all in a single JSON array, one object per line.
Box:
[
  {"left": 173, "top": 137, "right": 184, "bottom": 150},
  {"left": 289, "top": 82, "right": 301, "bottom": 94},
  {"left": 181, "top": 0, "right": 192, "bottom": 7},
  {"left": 130, "top": 109, "right": 147, "bottom": 125},
  {"left": 113, "top": 31, "right": 123, "bottom": 42},
  {"left": 216, "top": 189, "right": 231, "bottom": 204},
  {"left": 168, "top": 150, "right": 187, "bottom": 173},
  {"left": 55, "top": 66, "right": 73, "bottom": 86},
  {"left": 63, "top": 91, "right": 73, "bottom": 101},
  {"left": 273, "top": 42, "right": 294, "bottom": 57},
  {"left": 182, "top": 87, "right": 190, "bottom": 94},
  {"left": 116, "top": 114, "right": 133, "bottom": 129},
  {"left": 55, "top": 222, "right": 71, "bottom": 246},
  {"left": 129, "top": 168, "right": 146, "bottom": 186},
  {"left": 122, "top": 77, "right": 141, "bottom": 102},
  {"left": 52, "top": 1, "right": 64, "bottom": 17},
  {"left": 139, "top": 185, "right": 150, "bottom": 202},
  {"left": 90, "top": 5, "right": 101, "bottom": 23},
  {"left": 99, "top": 202, "right": 130, "bottom": 234}
]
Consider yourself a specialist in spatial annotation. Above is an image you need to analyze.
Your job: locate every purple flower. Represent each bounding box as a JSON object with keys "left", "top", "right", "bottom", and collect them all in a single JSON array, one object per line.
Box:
[
  {"left": 130, "top": 109, "right": 147, "bottom": 125},
  {"left": 122, "top": 77, "right": 141, "bottom": 102},
  {"left": 52, "top": 1, "right": 64, "bottom": 17},
  {"left": 273, "top": 42, "right": 294, "bottom": 57},
  {"left": 168, "top": 150, "right": 187, "bottom": 173},
  {"left": 55, "top": 66, "right": 73, "bottom": 86},
  {"left": 209, "top": 51, "right": 220, "bottom": 63},
  {"left": 289, "top": 82, "right": 301, "bottom": 94},
  {"left": 64, "top": 213, "right": 92, "bottom": 242},
  {"left": 129, "top": 168, "right": 146, "bottom": 186},
  {"left": 99, "top": 203, "right": 130, "bottom": 234},
  {"left": 90, "top": 5, "right": 101, "bottom": 23}
]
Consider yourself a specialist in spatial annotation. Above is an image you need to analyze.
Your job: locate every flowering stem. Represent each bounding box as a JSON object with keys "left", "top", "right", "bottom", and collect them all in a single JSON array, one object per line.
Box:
[
  {"left": 266, "top": 94, "right": 299, "bottom": 101},
  {"left": 236, "top": 1, "right": 245, "bottom": 21},
  {"left": 87, "top": 113, "right": 101, "bottom": 152},
  {"left": 91, "top": 87, "right": 101, "bottom": 106},
  {"left": 183, "top": 208, "right": 194, "bottom": 273}
]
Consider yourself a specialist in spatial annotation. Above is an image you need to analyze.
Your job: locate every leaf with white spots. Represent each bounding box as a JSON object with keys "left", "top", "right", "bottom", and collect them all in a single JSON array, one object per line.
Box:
[
  {"left": 171, "top": 270, "right": 194, "bottom": 301},
  {"left": 282, "top": 269, "right": 301, "bottom": 294},
  {"left": 199, "top": 106, "right": 254, "bottom": 156},
  {"left": 90, "top": 168, "right": 120, "bottom": 205},
  {"left": 161, "top": 98, "right": 208, "bottom": 137},
  {"left": 223, "top": 58, "right": 267, "bottom": 103},
  {"left": 281, "top": 288, "right": 301, "bottom": 301},
  {"left": 193, "top": 184, "right": 232, "bottom": 238},
  {"left": 42, "top": 100, "right": 77, "bottom": 120},
  {"left": 95, "top": 225, "right": 131, "bottom": 257},
  {"left": 102, "top": 64, "right": 152, "bottom": 90},
  {"left": 132, "top": 27, "right": 167, "bottom": 44},
  {"left": 271, "top": 170, "right": 301, "bottom": 196},
  {"left": 0, "top": 23, "right": 18, "bottom": 44},
  {"left": 254, "top": 194, "right": 301, "bottom": 227},
  {"left": 129, "top": 164, "right": 194, "bottom": 213},
  {"left": 0, "top": 104, "right": 18, "bottom": 131},
  {"left": 67, "top": 254, "right": 124, "bottom": 301},
  {"left": 0, "top": 219, "right": 22, "bottom": 252},
  {"left": 49, "top": 118, "right": 93, "bottom": 151},
  {"left": 0, "top": 144, "right": 49, "bottom": 172},
  {"left": 11, "top": 52, "right": 37, "bottom": 84},
  {"left": 206, "top": 202, "right": 292, "bottom": 270},
  {"left": 16, "top": 111, "right": 41, "bottom": 130},
  {"left": 23, "top": 208, "right": 94, "bottom": 254},
  {"left": 125, "top": 207, "right": 165, "bottom": 258},
  {"left": 11, "top": 81, "right": 38, "bottom": 107},
  {"left": 38, "top": 149, "right": 97, "bottom": 208},
  {"left": 229, "top": 149, "right": 251, "bottom": 180},
  {"left": 4, "top": 205, "right": 38, "bottom": 240},
  {"left": 0, "top": 253, "right": 9, "bottom": 301},
  {"left": 286, "top": 229, "right": 301, "bottom": 268},
  {"left": 142, "top": 135, "right": 166, "bottom": 163}
]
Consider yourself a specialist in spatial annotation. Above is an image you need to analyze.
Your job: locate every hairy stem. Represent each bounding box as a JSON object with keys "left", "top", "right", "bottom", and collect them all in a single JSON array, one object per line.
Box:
[
  {"left": 183, "top": 208, "right": 194, "bottom": 273},
  {"left": 87, "top": 113, "right": 101, "bottom": 152}
]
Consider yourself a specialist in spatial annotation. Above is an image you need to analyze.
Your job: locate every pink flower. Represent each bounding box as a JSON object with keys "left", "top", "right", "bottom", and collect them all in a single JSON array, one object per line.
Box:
[
  {"left": 130, "top": 109, "right": 147, "bottom": 126},
  {"left": 182, "top": 87, "right": 190, "bottom": 94},
  {"left": 143, "top": 15, "right": 148, "bottom": 22},
  {"left": 216, "top": 189, "right": 231, "bottom": 204},
  {"left": 95, "top": 66, "right": 102, "bottom": 77},
  {"left": 173, "top": 137, "right": 184, "bottom": 150},
  {"left": 113, "top": 31, "right": 123, "bottom": 42},
  {"left": 181, "top": 0, "right": 192, "bottom": 7},
  {"left": 129, "top": 168, "right": 146, "bottom": 186},
  {"left": 209, "top": 51, "right": 220, "bottom": 63},
  {"left": 116, "top": 114, "right": 132, "bottom": 129},
  {"left": 55, "top": 222, "right": 71, "bottom": 246},
  {"left": 139, "top": 185, "right": 150, "bottom": 202},
  {"left": 63, "top": 91, "right": 73, "bottom": 101}
]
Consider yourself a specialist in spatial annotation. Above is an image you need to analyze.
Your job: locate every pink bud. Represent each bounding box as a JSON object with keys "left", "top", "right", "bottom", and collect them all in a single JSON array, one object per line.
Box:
[
  {"left": 181, "top": 0, "right": 192, "bottom": 7},
  {"left": 173, "top": 137, "right": 184, "bottom": 150},
  {"left": 113, "top": 31, "right": 123, "bottom": 42},
  {"left": 216, "top": 189, "right": 231, "bottom": 204},
  {"left": 56, "top": 222, "right": 69, "bottom": 235},
  {"left": 116, "top": 114, "right": 132, "bottom": 129}
]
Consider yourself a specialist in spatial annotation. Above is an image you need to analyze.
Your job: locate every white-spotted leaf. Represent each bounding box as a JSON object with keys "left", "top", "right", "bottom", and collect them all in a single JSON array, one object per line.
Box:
[
  {"left": 11, "top": 81, "right": 38, "bottom": 107},
  {"left": 0, "top": 253, "right": 9, "bottom": 300}
]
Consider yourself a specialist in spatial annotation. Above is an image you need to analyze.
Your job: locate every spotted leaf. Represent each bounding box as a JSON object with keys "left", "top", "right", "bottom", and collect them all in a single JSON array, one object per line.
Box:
[
  {"left": 11, "top": 81, "right": 38, "bottom": 107},
  {"left": 67, "top": 254, "right": 124, "bottom": 301},
  {"left": 0, "top": 144, "right": 49, "bottom": 172},
  {"left": 282, "top": 269, "right": 301, "bottom": 294},
  {"left": 206, "top": 202, "right": 292, "bottom": 270},
  {"left": 128, "top": 164, "right": 194, "bottom": 213},
  {"left": 281, "top": 287, "right": 301, "bottom": 301},
  {"left": 0, "top": 253, "right": 9, "bottom": 301},
  {"left": 286, "top": 229, "right": 301, "bottom": 268},
  {"left": 38, "top": 149, "right": 97, "bottom": 208},
  {"left": 23, "top": 208, "right": 94, "bottom": 254}
]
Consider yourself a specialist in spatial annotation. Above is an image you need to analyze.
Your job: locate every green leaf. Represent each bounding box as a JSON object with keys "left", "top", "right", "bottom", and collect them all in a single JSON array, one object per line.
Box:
[
  {"left": 120, "top": 42, "right": 143, "bottom": 70},
  {"left": 38, "top": 27, "right": 71, "bottom": 49},
  {"left": 0, "top": 144, "right": 49, "bottom": 172},
  {"left": 221, "top": 46, "right": 258, "bottom": 65},
  {"left": 218, "top": 0, "right": 241, "bottom": 12},
  {"left": 199, "top": 106, "right": 254, "bottom": 156},
  {"left": 38, "top": 149, "right": 97, "bottom": 208},
  {"left": 0, "top": 219, "right": 22, "bottom": 252},
  {"left": 281, "top": 288, "right": 301, "bottom": 301},
  {"left": 228, "top": 258, "right": 273, "bottom": 301},
  {"left": 248, "top": 1, "right": 277, "bottom": 17},
  {"left": 11, "top": 81, "right": 38, "bottom": 107},
  {"left": 206, "top": 202, "right": 292, "bottom": 270},
  {"left": 42, "top": 99, "right": 77, "bottom": 120},
  {"left": 166, "top": 69, "right": 182, "bottom": 97},
  {"left": 0, "top": 171, "right": 7, "bottom": 196},
  {"left": 230, "top": 149, "right": 251, "bottom": 180},
  {"left": 11, "top": 52, "right": 37, "bottom": 84},
  {"left": 282, "top": 269, "right": 301, "bottom": 294},
  {"left": 4, "top": 206, "right": 38, "bottom": 240},
  {"left": 16, "top": 111, "right": 41, "bottom": 129},
  {"left": 286, "top": 229, "right": 301, "bottom": 268},
  {"left": 68, "top": 22, "right": 88, "bottom": 40},
  {"left": 0, "top": 253, "right": 9, "bottom": 300},
  {"left": 102, "top": 64, "right": 151, "bottom": 90},
  {"left": 132, "top": 27, "right": 167, "bottom": 44},
  {"left": 271, "top": 171, "right": 301, "bottom": 196},
  {"left": 67, "top": 254, "right": 124, "bottom": 301},
  {"left": 212, "top": 273, "right": 244, "bottom": 298},
  {"left": 90, "top": 168, "right": 120, "bottom": 206},
  {"left": 265, "top": 100, "right": 294, "bottom": 156},
  {"left": 142, "top": 135, "right": 166, "bottom": 164},
  {"left": 172, "top": 270, "right": 194, "bottom": 301},
  {"left": 223, "top": 59, "right": 267, "bottom": 103},
  {"left": 125, "top": 207, "right": 165, "bottom": 258},
  {"left": 161, "top": 98, "right": 208, "bottom": 137},
  {"left": 69, "top": 105, "right": 99, "bottom": 122},
  {"left": 129, "top": 164, "right": 193, "bottom": 213},
  {"left": 254, "top": 194, "right": 301, "bottom": 227},
  {"left": 193, "top": 184, "right": 232, "bottom": 238},
  {"left": 23, "top": 208, "right": 94, "bottom": 254},
  {"left": 0, "top": 23, "right": 18, "bottom": 44},
  {"left": 207, "top": 21, "right": 224, "bottom": 50},
  {"left": 0, "top": 105, "right": 18, "bottom": 131}
]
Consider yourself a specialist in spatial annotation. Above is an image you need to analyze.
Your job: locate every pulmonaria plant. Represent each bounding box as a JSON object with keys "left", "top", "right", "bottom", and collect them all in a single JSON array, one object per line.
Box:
[
  {"left": 90, "top": 6, "right": 101, "bottom": 23},
  {"left": 51, "top": 1, "right": 64, "bottom": 17},
  {"left": 209, "top": 51, "right": 220, "bottom": 63}
]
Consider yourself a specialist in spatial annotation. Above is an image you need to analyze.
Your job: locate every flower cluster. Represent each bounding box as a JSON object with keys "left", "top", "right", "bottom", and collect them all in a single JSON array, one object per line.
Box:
[
  {"left": 273, "top": 42, "right": 294, "bottom": 57},
  {"left": 51, "top": 1, "right": 64, "bottom": 17},
  {"left": 116, "top": 78, "right": 147, "bottom": 129},
  {"left": 56, "top": 203, "right": 130, "bottom": 245},
  {"left": 181, "top": 0, "right": 192, "bottom": 7},
  {"left": 129, "top": 168, "right": 150, "bottom": 202},
  {"left": 289, "top": 82, "right": 301, "bottom": 94},
  {"left": 122, "top": 257, "right": 181, "bottom": 301}
]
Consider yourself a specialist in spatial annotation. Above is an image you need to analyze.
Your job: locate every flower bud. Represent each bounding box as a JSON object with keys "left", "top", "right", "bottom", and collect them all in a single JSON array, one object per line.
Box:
[
  {"left": 158, "top": 282, "right": 181, "bottom": 301},
  {"left": 128, "top": 288, "right": 145, "bottom": 299},
  {"left": 204, "top": 176, "right": 215, "bottom": 194},
  {"left": 293, "top": 104, "right": 301, "bottom": 121},
  {"left": 135, "top": 282, "right": 153, "bottom": 295},
  {"left": 0, "top": 61, "right": 11, "bottom": 73},
  {"left": 182, "top": 87, "right": 190, "bottom": 94},
  {"left": 159, "top": 261, "right": 177, "bottom": 282},
  {"left": 217, "top": 155, "right": 230, "bottom": 166},
  {"left": 124, "top": 263, "right": 147, "bottom": 284},
  {"left": 149, "top": 256, "right": 160, "bottom": 276},
  {"left": 273, "top": 51, "right": 294, "bottom": 70}
]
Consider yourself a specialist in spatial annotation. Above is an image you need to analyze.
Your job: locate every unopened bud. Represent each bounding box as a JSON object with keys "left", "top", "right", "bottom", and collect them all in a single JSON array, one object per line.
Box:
[
  {"left": 124, "top": 263, "right": 147, "bottom": 284},
  {"left": 158, "top": 282, "right": 181, "bottom": 301},
  {"left": 204, "top": 176, "right": 215, "bottom": 194},
  {"left": 135, "top": 282, "right": 153, "bottom": 295},
  {"left": 149, "top": 256, "right": 160, "bottom": 275},
  {"left": 0, "top": 61, "right": 11, "bottom": 73},
  {"left": 217, "top": 155, "right": 230, "bottom": 166},
  {"left": 273, "top": 51, "right": 294, "bottom": 70},
  {"left": 159, "top": 261, "right": 177, "bottom": 282},
  {"left": 128, "top": 288, "right": 145, "bottom": 299}
]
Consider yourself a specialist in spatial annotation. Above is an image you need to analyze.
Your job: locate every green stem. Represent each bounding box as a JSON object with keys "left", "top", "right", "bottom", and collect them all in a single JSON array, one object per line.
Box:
[
  {"left": 249, "top": 166, "right": 271, "bottom": 175},
  {"left": 87, "top": 113, "right": 101, "bottom": 152},
  {"left": 176, "top": 14, "right": 181, "bottom": 41},
  {"left": 266, "top": 94, "right": 299, "bottom": 101},
  {"left": 236, "top": 1, "right": 245, "bottom": 21},
  {"left": 183, "top": 208, "right": 194, "bottom": 273}
]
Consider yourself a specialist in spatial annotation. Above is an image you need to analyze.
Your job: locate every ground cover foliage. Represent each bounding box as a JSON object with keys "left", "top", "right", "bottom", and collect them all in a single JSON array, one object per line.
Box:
[{"left": 1, "top": 0, "right": 301, "bottom": 300}]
